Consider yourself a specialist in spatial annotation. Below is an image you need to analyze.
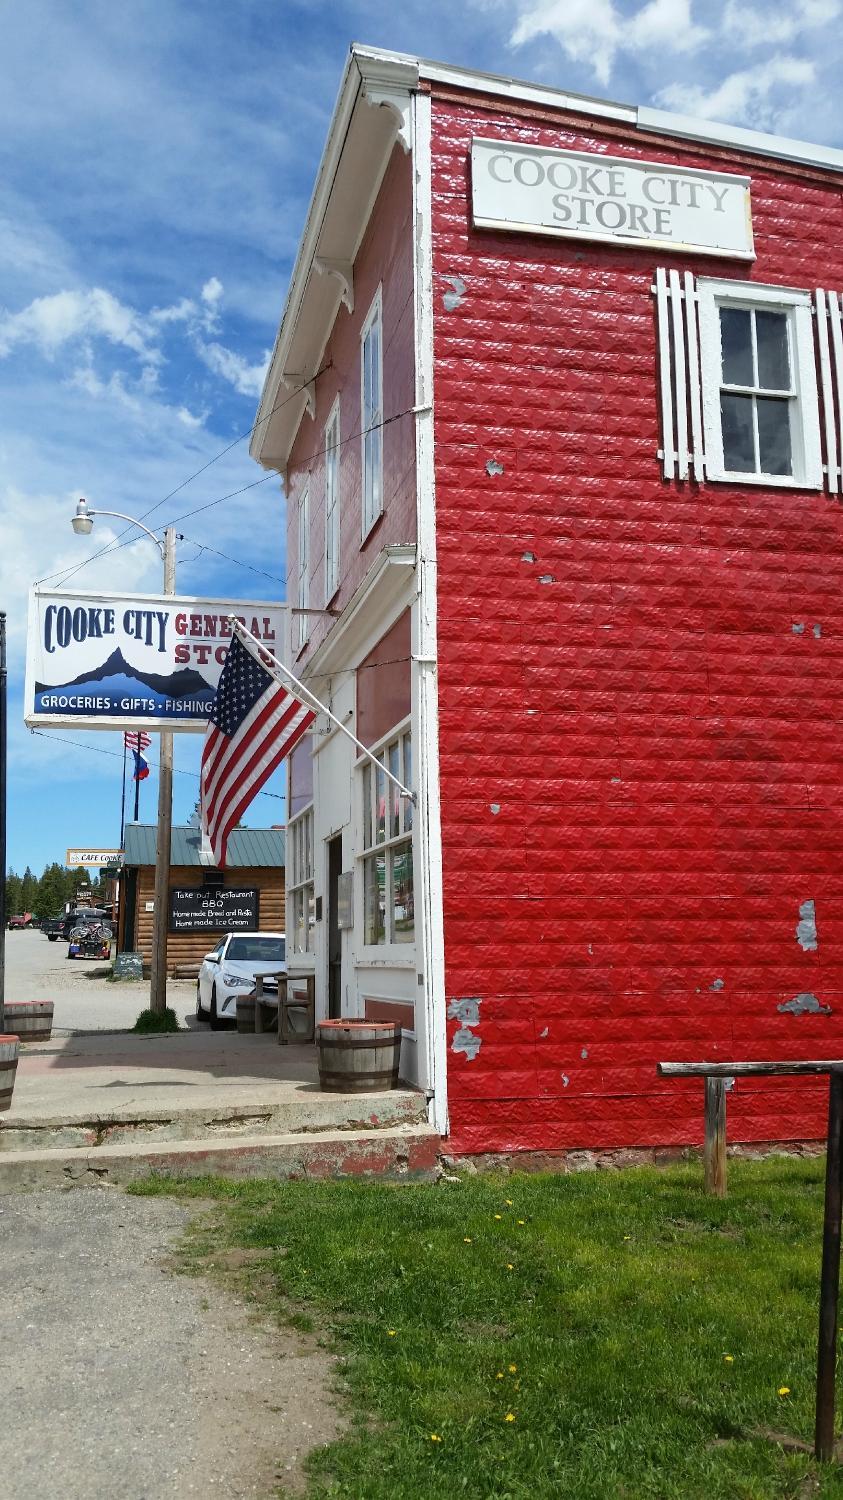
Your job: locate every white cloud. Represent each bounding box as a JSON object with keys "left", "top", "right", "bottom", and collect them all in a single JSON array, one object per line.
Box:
[
  {"left": 723, "top": 0, "right": 840, "bottom": 48},
  {"left": 195, "top": 340, "right": 270, "bottom": 398},
  {"left": 0, "top": 288, "right": 158, "bottom": 363},
  {"left": 655, "top": 54, "right": 816, "bottom": 127},
  {"left": 509, "top": 0, "right": 708, "bottom": 85}
]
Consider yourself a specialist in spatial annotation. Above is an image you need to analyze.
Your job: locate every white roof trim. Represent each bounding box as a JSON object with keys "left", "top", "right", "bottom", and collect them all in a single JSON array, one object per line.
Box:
[{"left": 251, "top": 42, "right": 843, "bottom": 472}]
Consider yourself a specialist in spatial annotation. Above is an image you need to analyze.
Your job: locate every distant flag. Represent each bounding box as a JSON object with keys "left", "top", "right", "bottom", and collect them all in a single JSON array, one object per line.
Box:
[
  {"left": 200, "top": 630, "right": 316, "bottom": 869},
  {"left": 124, "top": 731, "right": 151, "bottom": 751},
  {"left": 131, "top": 748, "right": 150, "bottom": 782}
]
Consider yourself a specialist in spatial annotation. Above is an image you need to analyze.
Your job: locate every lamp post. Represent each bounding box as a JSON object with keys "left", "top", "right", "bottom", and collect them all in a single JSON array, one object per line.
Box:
[{"left": 71, "top": 499, "right": 175, "bottom": 1016}]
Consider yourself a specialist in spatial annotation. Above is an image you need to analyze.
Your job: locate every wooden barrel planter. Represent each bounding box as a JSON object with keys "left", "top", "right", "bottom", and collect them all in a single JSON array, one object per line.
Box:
[
  {"left": 317, "top": 1020, "right": 401, "bottom": 1093},
  {"left": 236, "top": 995, "right": 256, "bottom": 1034},
  {"left": 0, "top": 1035, "right": 20, "bottom": 1112},
  {"left": 3, "top": 1001, "right": 54, "bottom": 1042}
]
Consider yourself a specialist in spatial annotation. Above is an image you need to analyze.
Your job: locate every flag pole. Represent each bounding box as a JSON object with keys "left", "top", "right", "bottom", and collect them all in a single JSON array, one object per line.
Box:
[
  {"left": 231, "top": 618, "right": 416, "bottom": 804},
  {"left": 119, "top": 737, "right": 127, "bottom": 848},
  {"left": 133, "top": 731, "right": 141, "bottom": 823}
]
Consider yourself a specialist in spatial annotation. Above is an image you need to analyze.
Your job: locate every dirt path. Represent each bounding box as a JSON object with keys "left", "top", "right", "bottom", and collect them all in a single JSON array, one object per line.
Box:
[{"left": 0, "top": 1188, "right": 341, "bottom": 1498}]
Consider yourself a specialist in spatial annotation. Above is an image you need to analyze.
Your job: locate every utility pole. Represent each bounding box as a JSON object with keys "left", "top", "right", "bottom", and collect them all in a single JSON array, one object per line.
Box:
[
  {"left": 0, "top": 613, "right": 6, "bottom": 1035},
  {"left": 149, "top": 528, "right": 176, "bottom": 1016}
]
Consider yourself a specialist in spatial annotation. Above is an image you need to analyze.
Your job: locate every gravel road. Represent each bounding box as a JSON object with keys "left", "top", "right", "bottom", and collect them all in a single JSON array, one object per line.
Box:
[
  {"left": 0, "top": 1188, "right": 340, "bottom": 1499},
  {"left": 4, "top": 928, "right": 195, "bottom": 1030}
]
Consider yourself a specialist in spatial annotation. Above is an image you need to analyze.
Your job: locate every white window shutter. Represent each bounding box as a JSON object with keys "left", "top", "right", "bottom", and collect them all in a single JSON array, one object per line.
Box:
[
  {"left": 814, "top": 289, "right": 843, "bottom": 495},
  {"left": 654, "top": 267, "right": 705, "bottom": 482}
]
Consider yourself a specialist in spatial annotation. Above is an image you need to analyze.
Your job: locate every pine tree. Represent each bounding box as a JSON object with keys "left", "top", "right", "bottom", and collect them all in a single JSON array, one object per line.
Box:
[
  {"left": 19, "top": 866, "right": 37, "bottom": 914},
  {"left": 6, "top": 869, "right": 22, "bottom": 917}
]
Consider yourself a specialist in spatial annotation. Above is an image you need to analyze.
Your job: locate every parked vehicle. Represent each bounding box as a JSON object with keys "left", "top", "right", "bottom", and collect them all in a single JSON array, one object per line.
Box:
[
  {"left": 41, "top": 916, "right": 64, "bottom": 941},
  {"left": 67, "top": 922, "right": 113, "bottom": 960},
  {"left": 8, "top": 913, "right": 32, "bottom": 930},
  {"left": 60, "top": 907, "right": 111, "bottom": 942},
  {"left": 196, "top": 932, "right": 286, "bottom": 1031}
]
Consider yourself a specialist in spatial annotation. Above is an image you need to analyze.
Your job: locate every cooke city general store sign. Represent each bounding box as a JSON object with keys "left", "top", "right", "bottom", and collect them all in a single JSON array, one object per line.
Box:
[
  {"left": 25, "top": 589, "right": 286, "bottom": 732},
  {"left": 471, "top": 139, "right": 754, "bottom": 258}
]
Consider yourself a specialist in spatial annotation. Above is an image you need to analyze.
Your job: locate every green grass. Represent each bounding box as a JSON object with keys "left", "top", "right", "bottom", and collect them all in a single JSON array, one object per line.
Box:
[
  {"left": 131, "top": 1006, "right": 181, "bottom": 1033},
  {"left": 131, "top": 1160, "right": 843, "bottom": 1499}
]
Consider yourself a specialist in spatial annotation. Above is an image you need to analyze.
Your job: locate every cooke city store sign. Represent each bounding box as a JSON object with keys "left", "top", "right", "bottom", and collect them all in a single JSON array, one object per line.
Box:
[
  {"left": 25, "top": 589, "right": 286, "bottom": 732},
  {"left": 471, "top": 139, "right": 754, "bottom": 259}
]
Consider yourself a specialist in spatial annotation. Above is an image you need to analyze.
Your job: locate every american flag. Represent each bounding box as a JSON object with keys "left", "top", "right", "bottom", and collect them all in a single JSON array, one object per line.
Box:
[
  {"left": 123, "top": 730, "right": 151, "bottom": 750},
  {"left": 200, "top": 630, "right": 315, "bottom": 868}
]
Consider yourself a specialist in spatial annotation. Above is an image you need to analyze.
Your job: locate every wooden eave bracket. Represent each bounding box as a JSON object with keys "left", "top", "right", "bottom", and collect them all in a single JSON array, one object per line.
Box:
[
  {"left": 281, "top": 372, "right": 316, "bottom": 421},
  {"left": 314, "top": 257, "right": 354, "bottom": 313},
  {"left": 361, "top": 81, "right": 412, "bottom": 153}
]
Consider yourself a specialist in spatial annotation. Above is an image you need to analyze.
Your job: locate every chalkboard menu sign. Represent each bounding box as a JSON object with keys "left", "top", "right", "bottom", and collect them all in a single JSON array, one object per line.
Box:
[{"left": 169, "top": 887, "right": 259, "bottom": 933}]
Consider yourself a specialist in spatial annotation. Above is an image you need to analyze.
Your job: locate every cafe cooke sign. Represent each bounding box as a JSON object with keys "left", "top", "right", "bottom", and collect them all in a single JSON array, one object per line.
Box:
[
  {"left": 471, "top": 138, "right": 754, "bottom": 259},
  {"left": 25, "top": 588, "right": 287, "bottom": 732}
]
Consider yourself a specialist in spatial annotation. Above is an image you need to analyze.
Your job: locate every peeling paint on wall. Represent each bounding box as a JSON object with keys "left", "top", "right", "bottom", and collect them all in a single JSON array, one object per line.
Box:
[
  {"left": 485, "top": 458, "right": 504, "bottom": 476},
  {"left": 580, "top": 1047, "right": 588, "bottom": 1059},
  {"left": 792, "top": 623, "right": 805, "bottom": 635},
  {"left": 443, "top": 275, "right": 466, "bottom": 311},
  {"left": 452, "top": 1025, "right": 482, "bottom": 1060},
  {"left": 447, "top": 997, "right": 481, "bottom": 1025},
  {"left": 539, "top": 1026, "right": 549, "bottom": 1039},
  {"left": 561, "top": 1074, "right": 570, "bottom": 1087},
  {"left": 778, "top": 992, "right": 832, "bottom": 1016},
  {"left": 796, "top": 899, "right": 818, "bottom": 952},
  {"left": 538, "top": 574, "right": 555, "bottom": 585},
  {"left": 448, "top": 996, "right": 483, "bottom": 1061},
  {"left": 521, "top": 551, "right": 535, "bottom": 563},
  {"left": 489, "top": 802, "right": 501, "bottom": 816},
  {"left": 814, "top": 624, "right": 822, "bottom": 638},
  {"left": 710, "top": 978, "right": 724, "bottom": 991}
]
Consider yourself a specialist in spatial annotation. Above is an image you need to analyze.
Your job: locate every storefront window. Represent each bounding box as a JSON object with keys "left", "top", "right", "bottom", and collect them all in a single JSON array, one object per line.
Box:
[{"left": 360, "top": 728, "right": 413, "bottom": 947}]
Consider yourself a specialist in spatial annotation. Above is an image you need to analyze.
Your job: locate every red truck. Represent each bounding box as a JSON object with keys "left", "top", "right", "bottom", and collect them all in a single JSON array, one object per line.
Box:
[{"left": 8, "top": 913, "right": 33, "bottom": 930}]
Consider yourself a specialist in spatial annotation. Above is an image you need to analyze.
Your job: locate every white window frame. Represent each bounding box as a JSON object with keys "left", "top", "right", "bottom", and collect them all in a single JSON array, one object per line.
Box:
[
  {"left": 698, "top": 279, "right": 822, "bottom": 489},
  {"left": 360, "top": 287, "right": 384, "bottom": 540},
  {"left": 358, "top": 720, "right": 414, "bottom": 952},
  {"left": 324, "top": 398, "right": 340, "bottom": 604},
  {"left": 288, "top": 804, "right": 315, "bottom": 955},
  {"left": 296, "top": 486, "right": 309, "bottom": 650}
]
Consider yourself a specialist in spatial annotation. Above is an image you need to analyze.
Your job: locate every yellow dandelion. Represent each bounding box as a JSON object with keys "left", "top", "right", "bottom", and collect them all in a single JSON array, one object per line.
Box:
[
  {"left": 778, "top": 1386, "right": 791, "bottom": 1397},
  {"left": 430, "top": 1433, "right": 442, "bottom": 1443},
  {"left": 723, "top": 1354, "right": 734, "bottom": 1363},
  {"left": 623, "top": 1235, "right": 631, "bottom": 1242},
  {"left": 517, "top": 1219, "right": 526, "bottom": 1226},
  {"left": 506, "top": 1263, "right": 514, "bottom": 1271},
  {"left": 464, "top": 1237, "right": 472, "bottom": 1244},
  {"left": 387, "top": 1330, "right": 397, "bottom": 1337},
  {"left": 505, "top": 1412, "right": 516, "bottom": 1423},
  {"left": 494, "top": 1213, "right": 503, "bottom": 1220},
  {"left": 508, "top": 1363, "right": 517, "bottom": 1373},
  {"left": 496, "top": 1372, "right": 504, "bottom": 1380}
]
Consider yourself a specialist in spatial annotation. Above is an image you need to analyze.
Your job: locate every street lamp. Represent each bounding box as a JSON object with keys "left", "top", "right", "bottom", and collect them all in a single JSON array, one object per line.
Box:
[{"left": 70, "top": 498, "right": 176, "bottom": 1018}]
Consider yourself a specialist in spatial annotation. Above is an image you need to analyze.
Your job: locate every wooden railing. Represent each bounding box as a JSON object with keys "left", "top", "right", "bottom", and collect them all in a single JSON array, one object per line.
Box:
[{"left": 658, "top": 1059, "right": 843, "bottom": 1462}]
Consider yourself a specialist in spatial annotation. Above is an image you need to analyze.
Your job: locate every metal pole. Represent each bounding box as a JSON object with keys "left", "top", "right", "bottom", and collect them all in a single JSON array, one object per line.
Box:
[
  {"left": 704, "top": 1077, "right": 727, "bottom": 1198},
  {"left": 149, "top": 530, "right": 176, "bottom": 1015},
  {"left": 133, "top": 732, "right": 141, "bottom": 823},
  {"left": 0, "top": 613, "right": 6, "bottom": 1035},
  {"left": 816, "top": 1071, "right": 843, "bottom": 1460},
  {"left": 119, "top": 738, "right": 127, "bottom": 849}
]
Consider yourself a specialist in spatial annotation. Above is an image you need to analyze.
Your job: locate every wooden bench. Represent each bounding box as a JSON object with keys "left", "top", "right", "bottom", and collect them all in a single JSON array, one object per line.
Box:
[{"left": 253, "top": 973, "right": 316, "bottom": 1044}]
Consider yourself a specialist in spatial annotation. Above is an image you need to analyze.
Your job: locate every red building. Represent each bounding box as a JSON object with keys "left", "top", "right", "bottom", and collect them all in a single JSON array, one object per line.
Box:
[{"left": 251, "top": 46, "right": 843, "bottom": 1159}]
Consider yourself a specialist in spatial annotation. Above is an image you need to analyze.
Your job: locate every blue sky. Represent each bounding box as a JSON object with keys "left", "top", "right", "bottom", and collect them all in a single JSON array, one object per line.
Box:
[{"left": 2, "top": 0, "right": 841, "bottom": 874}]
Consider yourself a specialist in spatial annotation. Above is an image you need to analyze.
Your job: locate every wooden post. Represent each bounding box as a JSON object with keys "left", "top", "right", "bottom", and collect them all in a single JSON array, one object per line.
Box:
[
  {"left": 704, "top": 1076, "right": 727, "bottom": 1197},
  {"left": 815, "top": 1071, "right": 843, "bottom": 1461}
]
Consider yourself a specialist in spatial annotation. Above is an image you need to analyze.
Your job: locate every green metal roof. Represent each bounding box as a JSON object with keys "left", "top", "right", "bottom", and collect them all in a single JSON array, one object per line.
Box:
[{"left": 123, "top": 824, "right": 285, "bottom": 869}]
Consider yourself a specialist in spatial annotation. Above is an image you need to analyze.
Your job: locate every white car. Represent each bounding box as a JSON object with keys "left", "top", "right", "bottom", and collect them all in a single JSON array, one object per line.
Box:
[{"left": 196, "top": 931, "right": 287, "bottom": 1030}]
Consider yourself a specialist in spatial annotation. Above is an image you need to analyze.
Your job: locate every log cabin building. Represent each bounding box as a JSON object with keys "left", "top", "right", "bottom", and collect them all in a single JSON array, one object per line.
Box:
[{"left": 119, "top": 824, "right": 285, "bottom": 975}]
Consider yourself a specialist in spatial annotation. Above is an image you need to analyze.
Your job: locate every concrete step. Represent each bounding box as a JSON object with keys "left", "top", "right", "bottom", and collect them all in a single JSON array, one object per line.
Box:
[
  {"left": 0, "top": 1123, "right": 442, "bottom": 1192},
  {"left": 0, "top": 1088, "right": 428, "bottom": 1154}
]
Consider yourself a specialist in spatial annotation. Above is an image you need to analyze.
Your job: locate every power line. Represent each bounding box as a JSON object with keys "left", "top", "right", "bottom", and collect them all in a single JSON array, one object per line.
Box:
[
  {"left": 29, "top": 729, "right": 284, "bottom": 801},
  {"left": 36, "top": 362, "right": 331, "bottom": 589},
  {"left": 178, "top": 536, "right": 285, "bottom": 587}
]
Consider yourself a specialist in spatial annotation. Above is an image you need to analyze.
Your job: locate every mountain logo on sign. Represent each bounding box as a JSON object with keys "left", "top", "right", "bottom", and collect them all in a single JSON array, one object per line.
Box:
[{"left": 35, "top": 647, "right": 215, "bottom": 717}]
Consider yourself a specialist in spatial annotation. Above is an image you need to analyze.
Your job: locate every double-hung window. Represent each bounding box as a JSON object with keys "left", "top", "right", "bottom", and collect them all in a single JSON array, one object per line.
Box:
[
  {"left": 296, "top": 487, "right": 309, "bottom": 650},
  {"left": 360, "top": 289, "right": 383, "bottom": 538},
  {"left": 361, "top": 728, "right": 413, "bottom": 946},
  {"left": 288, "top": 806, "right": 314, "bottom": 954},
  {"left": 324, "top": 401, "right": 340, "bottom": 603},
  {"left": 697, "top": 280, "right": 822, "bottom": 487}
]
